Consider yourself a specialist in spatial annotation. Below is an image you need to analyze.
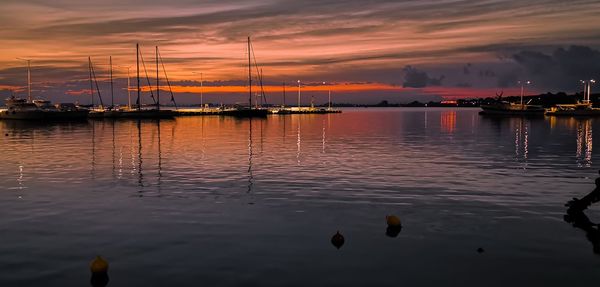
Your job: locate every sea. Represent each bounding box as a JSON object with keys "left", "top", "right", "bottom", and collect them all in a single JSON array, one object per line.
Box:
[{"left": 1, "top": 107, "right": 599, "bottom": 286}]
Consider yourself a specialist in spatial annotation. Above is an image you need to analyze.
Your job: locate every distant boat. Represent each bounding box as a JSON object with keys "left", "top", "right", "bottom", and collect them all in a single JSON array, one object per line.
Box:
[
  {"left": 224, "top": 36, "right": 268, "bottom": 117},
  {"left": 480, "top": 90, "right": 544, "bottom": 116},
  {"left": 546, "top": 80, "right": 599, "bottom": 116},
  {"left": 0, "top": 59, "right": 88, "bottom": 120},
  {"left": 545, "top": 103, "right": 600, "bottom": 116},
  {"left": 0, "top": 96, "right": 88, "bottom": 120},
  {"left": 0, "top": 96, "right": 44, "bottom": 120}
]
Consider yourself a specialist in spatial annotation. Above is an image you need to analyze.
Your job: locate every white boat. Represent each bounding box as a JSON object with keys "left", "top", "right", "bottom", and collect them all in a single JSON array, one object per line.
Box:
[
  {"left": 0, "top": 96, "right": 45, "bottom": 120},
  {"left": 546, "top": 80, "right": 598, "bottom": 116}
]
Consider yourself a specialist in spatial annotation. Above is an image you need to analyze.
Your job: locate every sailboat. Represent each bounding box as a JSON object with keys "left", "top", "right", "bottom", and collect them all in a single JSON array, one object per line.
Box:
[
  {"left": 222, "top": 37, "right": 268, "bottom": 117},
  {"left": 89, "top": 44, "right": 176, "bottom": 119}
]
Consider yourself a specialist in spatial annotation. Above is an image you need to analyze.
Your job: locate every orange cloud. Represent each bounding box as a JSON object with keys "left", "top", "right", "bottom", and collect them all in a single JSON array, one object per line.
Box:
[{"left": 166, "top": 82, "right": 401, "bottom": 94}]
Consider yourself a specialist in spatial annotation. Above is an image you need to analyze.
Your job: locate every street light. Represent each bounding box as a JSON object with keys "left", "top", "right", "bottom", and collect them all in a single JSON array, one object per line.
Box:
[
  {"left": 518, "top": 80, "right": 531, "bottom": 109},
  {"left": 192, "top": 72, "right": 204, "bottom": 109},
  {"left": 581, "top": 79, "right": 596, "bottom": 103},
  {"left": 16, "top": 58, "right": 31, "bottom": 102},
  {"left": 323, "top": 81, "right": 331, "bottom": 110}
]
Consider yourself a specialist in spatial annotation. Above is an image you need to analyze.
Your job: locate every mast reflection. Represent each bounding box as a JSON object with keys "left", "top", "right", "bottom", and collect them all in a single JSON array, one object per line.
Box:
[
  {"left": 137, "top": 119, "right": 144, "bottom": 190},
  {"left": 247, "top": 118, "right": 254, "bottom": 193},
  {"left": 157, "top": 119, "right": 162, "bottom": 191},
  {"left": 576, "top": 119, "right": 592, "bottom": 167},
  {"left": 91, "top": 120, "right": 96, "bottom": 178}
]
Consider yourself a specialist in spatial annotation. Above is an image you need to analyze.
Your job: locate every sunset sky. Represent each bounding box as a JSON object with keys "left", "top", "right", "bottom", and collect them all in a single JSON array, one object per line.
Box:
[{"left": 1, "top": 0, "right": 600, "bottom": 105}]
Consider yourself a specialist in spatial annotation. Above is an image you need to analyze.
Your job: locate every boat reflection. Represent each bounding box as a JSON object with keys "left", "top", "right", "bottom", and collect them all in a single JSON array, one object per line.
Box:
[{"left": 87, "top": 119, "right": 169, "bottom": 194}]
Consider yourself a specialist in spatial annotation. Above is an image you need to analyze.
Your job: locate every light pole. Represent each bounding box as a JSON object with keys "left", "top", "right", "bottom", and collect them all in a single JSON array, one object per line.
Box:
[
  {"left": 580, "top": 79, "right": 596, "bottom": 103},
  {"left": 323, "top": 82, "right": 331, "bottom": 110},
  {"left": 518, "top": 80, "right": 531, "bottom": 109},
  {"left": 297, "top": 80, "right": 301, "bottom": 109},
  {"left": 591, "top": 80, "right": 596, "bottom": 102},
  {"left": 16, "top": 58, "right": 31, "bottom": 102},
  {"left": 192, "top": 72, "right": 204, "bottom": 109}
]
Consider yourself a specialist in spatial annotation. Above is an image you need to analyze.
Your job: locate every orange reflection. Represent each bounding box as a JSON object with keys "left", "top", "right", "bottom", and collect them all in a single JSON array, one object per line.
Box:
[{"left": 440, "top": 111, "right": 456, "bottom": 133}]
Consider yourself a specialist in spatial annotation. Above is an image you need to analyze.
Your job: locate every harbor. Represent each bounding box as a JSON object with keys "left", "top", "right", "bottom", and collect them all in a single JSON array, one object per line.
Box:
[{"left": 0, "top": 38, "right": 341, "bottom": 121}]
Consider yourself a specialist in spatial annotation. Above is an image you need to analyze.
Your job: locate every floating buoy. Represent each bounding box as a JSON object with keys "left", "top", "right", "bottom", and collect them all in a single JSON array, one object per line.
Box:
[
  {"left": 90, "top": 256, "right": 109, "bottom": 274},
  {"left": 477, "top": 247, "right": 485, "bottom": 253},
  {"left": 386, "top": 215, "right": 402, "bottom": 227},
  {"left": 90, "top": 256, "right": 109, "bottom": 287},
  {"left": 331, "top": 231, "right": 345, "bottom": 249}
]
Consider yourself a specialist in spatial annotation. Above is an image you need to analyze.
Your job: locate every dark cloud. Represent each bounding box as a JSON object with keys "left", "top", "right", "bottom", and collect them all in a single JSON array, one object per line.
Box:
[
  {"left": 512, "top": 45, "right": 600, "bottom": 90},
  {"left": 478, "top": 69, "right": 496, "bottom": 78},
  {"left": 463, "top": 63, "right": 472, "bottom": 75},
  {"left": 402, "top": 66, "right": 444, "bottom": 88},
  {"left": 497, "top": 70, "right": 520, "bottom": 88}
]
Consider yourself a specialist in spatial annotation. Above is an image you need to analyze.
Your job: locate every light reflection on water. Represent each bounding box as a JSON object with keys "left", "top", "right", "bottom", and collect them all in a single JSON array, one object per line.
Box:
[{"left": 1, "top": 108, "right": 600, "bottom": 286}]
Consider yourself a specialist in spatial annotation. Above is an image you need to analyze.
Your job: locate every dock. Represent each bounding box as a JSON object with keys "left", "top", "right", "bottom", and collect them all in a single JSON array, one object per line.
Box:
[
  {"left": 269, "top": 107, "right": 342, "bottom": 114},
  {"left": 171, "top": 107, "right": 341, "bottom": 117},
  {"left": 174, "top": 108, "right": 224, "bottom": 116}
]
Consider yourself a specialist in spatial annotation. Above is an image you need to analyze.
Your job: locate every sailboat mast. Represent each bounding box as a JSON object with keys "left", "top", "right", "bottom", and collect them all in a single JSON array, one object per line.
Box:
[
  {"left": 89, "top": 57, "right": 94, "bottom": 106},
  {"left": 283, "top": 82, "right": 286, "bottom": 107},
  {"left": 110, "top": 56, "right": 114, "bottom": 107},
  {"left": 26, "top": 60, "right": 31, "bottom": 103},
  {"left": 248, "top": 36, "right": 252, "bottom": 108},
  {"left": 156, "top": 46, "right": 160, "bottom": 110},
  {"left": 137, "top": 43, "right": 140, "bottom": 111},
  {"left": 127, "top": 67, "right": 131, "bottom": 109}
]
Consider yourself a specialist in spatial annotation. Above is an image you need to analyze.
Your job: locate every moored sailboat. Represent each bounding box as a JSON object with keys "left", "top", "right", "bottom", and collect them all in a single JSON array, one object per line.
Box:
[{"left": 222, "top": 36, "right": 268, "bottom": 117}]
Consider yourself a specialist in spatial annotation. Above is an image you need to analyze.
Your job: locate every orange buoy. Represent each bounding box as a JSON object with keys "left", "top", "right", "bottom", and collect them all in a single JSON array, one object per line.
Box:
[
  {"left": 90, "top": 256, "right": 109, "bottom": 274},
  {"left": 386, "top": 215, "right": 401, "bottom": 227}
]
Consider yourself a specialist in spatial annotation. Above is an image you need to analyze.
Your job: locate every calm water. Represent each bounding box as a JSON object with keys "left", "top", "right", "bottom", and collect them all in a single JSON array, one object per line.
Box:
[{"left": 1, "top": 108, "right": 599, "bottom": 286}]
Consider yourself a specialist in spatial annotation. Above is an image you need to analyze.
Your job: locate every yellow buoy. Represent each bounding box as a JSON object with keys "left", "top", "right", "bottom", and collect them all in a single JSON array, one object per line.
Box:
[
  {"left": 90, "top": 256, "right": 109, "bottom": 274},
  {"left": 386, "top": 215, "right": 401, "bottom": 227}
]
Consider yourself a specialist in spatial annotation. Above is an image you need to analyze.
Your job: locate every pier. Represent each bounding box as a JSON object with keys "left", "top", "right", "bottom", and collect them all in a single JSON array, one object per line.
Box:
[{"left": 171, "top": 107, "right": 341, "bottom": 117}]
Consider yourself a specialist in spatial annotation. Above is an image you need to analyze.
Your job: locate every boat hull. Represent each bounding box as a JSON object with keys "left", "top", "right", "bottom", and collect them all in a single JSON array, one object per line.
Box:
[
  {"left": 546, "top": 109, "right": 600, "bottom": 117},
  {"left": 88, "top": 109, "right": 176, "bottom": 119},
  {"left": 479, "top": 104, "right": 545, "bottom": 116},
  {"left": 222, "top": 108, "right": 269, "bottom": 117},
  {"left": 0, "top": 109, "right": 88, "bottom": 120}
]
